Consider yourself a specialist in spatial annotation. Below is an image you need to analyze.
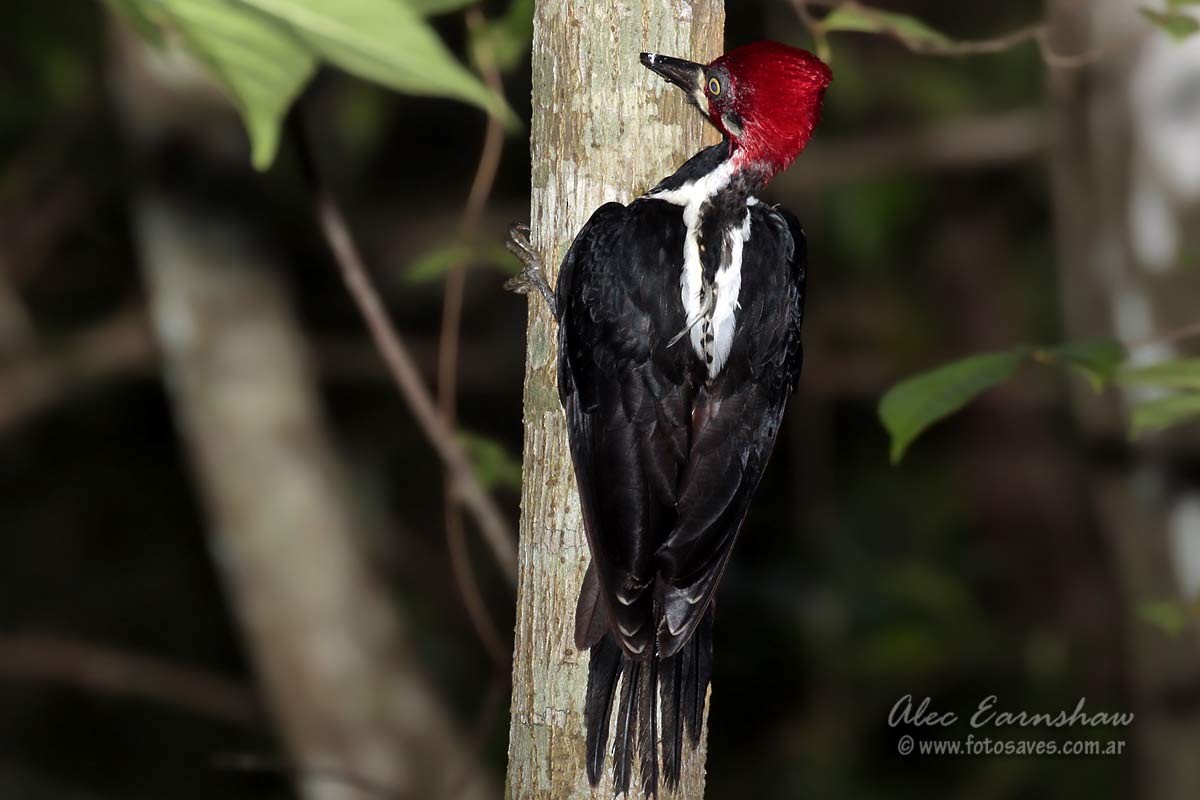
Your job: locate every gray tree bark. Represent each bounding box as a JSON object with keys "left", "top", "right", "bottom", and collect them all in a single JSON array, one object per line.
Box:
[
  {"left": 1048, "top": 4, "right": 1200, "bottom": 799},
  {"left": 506, "top": 2, "right": 723, "bottom": 798}
]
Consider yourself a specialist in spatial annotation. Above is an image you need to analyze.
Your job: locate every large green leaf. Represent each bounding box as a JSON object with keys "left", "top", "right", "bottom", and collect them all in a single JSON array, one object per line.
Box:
[
  {"left": 406, "top": 0, "right": 476, "bottom": 15},
  {"left": 879, "top": 348, "right": 1030, "bottom": 463},
  {"left": 106, "top": 0, "right": 166, "bottom": 45},
  {"left": 1130, "top": 392, "right": 1200, "bottom": 437},
  {"left": 1117, "top": 358, "right": 1200, "bottom": 391},
  {"left": 822, "top": 6, "right": 951, "bottom": 48},
  {"left": 159, "top": 0, "right": 317, "bottom": 169},
  {"left": 238, "top": 0, "right": 514, "bottom": 124}
]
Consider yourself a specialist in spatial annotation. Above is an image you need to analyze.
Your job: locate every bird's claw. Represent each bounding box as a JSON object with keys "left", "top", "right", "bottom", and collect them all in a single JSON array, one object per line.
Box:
[
  {"left": 505, "top": 222, "right": 534, "bottom": 260},
  {"left": 504, "top": 222, "right": 557, "bottom": 318}
]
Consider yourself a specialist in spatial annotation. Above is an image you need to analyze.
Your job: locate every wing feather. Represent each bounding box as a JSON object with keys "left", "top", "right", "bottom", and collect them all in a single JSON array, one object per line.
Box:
[
  {"left": 559, "top": 201, "right": 692, "bottom": 657},
  {"left": 655, "top": 205, "right": 807, "bottom": 657}
]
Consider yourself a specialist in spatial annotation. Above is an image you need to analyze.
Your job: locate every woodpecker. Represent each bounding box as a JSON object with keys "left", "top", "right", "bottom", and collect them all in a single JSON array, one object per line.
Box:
[{"left": 508, "top": 40, "right": 831, "bottom": 797}]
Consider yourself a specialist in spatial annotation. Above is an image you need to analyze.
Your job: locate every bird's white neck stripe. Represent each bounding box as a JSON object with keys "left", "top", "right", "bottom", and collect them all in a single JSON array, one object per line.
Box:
[
  {"left": 647, "top": 159, "right": 736, "bottom": 222},
  {"left": 708, "top": 210, "right": 752, "bottom": 375},
  {"left": 646, "top": 164, "right": 752, "bottom": 378}
]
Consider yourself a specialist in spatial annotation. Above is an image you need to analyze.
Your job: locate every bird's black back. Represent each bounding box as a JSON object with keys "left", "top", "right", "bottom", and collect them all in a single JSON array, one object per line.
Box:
[{"left": 556, "top": 146, "right": 806, "bottom": 794}]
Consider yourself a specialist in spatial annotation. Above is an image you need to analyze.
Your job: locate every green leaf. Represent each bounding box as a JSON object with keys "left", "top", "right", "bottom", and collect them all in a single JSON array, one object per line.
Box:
[
  {"left": 1168, "top": 0, "right": 1200, "bottom": 8},
  {"left": 407, "top": 243, "right": 472, "bottom": 283},
  {"left": 879, "top": 348, "right": 1030, "bottom": 464},
  {"left": 105, "top": 0, "right": 166, "bottom": 45},
  {"left": 1130, "top": 392, "right": 1200, "bottom": 437},
  {"left": 459, "top": 431, "right": 522, "bottom": 491},
  {"left": 238, "top": 0, "right": 515, "bottom": 125},
  {"left": 1035, "top": 338, "right": 1128, "bottom": 391},
  {"left": 1137, "top": 601, "right": 1190, "bottom": 637},
  {"left": 1117, "top": 358, "right": 1200, "bottom": 391},
  {"left": 470, "top": 0, "right": 534, "bottom": 73},
  {"left": 822, "top": 6, "right": 951, "bottom": 48},
  {"left": 405, "top": 241, "right": 518, "bottom": 284},
  {"left": 405, "top": 0, "right": 476, "bottom": 15},
  {"left": 1140, "top": 7, "right": 1200, "bottom": 40},
  {"left": 160, "top": 0, "right": 316, "bottom": 169}
]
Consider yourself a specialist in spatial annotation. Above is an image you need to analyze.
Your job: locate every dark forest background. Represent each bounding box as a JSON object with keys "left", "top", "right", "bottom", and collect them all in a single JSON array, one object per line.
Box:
[{"left": 4, "top": 1, "right": 1199, "bottom": 798}]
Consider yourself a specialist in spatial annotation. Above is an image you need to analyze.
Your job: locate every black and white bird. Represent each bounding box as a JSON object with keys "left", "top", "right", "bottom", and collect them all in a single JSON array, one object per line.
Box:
[{"left": 508, "top": 40, "right": 831, "bottom": 797}]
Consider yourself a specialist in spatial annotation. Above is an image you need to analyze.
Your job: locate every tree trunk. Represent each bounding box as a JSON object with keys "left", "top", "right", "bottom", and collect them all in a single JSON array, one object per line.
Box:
[
  {"left": 506, "top": 2, "right": 723, "bottom": 798},
  {"left": 1048, "top": 4, "right": 1200, "bottom": 799}
]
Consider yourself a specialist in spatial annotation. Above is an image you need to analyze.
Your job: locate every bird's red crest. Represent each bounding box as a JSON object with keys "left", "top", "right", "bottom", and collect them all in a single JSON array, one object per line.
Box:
[{"left": 706, "top": 41, "right": 832, "bottom": 177}]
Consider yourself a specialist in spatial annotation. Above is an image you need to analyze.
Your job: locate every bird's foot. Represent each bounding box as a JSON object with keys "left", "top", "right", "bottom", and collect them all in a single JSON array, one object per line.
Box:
[{"left": 504, "top": 223, "right": 557, "bottom": 318}]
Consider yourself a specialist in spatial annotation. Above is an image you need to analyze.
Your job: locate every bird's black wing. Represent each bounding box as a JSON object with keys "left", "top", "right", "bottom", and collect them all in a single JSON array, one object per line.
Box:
[
  {"left": 557, "top": 200, "right": 694, "bottom": 658},
  {"left": 655, "top": 204, "right": 807, "bottom": 657}
]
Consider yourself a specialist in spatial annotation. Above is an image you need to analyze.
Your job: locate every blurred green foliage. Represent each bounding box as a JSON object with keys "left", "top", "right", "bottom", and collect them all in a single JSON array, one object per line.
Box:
[
  {"left": 1119, "top": 357, "right": 1200, "bottom": 390},
  {"left": 1140, "top": 2, "right": 1200, "bottom": 40},
  {"left": 1136, "top": 599, "right": 1200, "bottom": 638},
  {"left": 810, "top": 3, "right": 1200, "bottom": 460},
  {"left": 141, "top": 0, "right": 316, "bottom": 168},
  {"left": 881, "top": 340, "right": 1200, "bottom": 461},
  {"left": 880, "top": 347, "right": 1030, "bottom": 464},
  {"left": 1041, "top": 339, "right": 1128, "bottom": 391},
  {"left": 105, "top": 0, "right": 521, "bottom": 168},
  {"left": 409, "top": 0, "right": 477, "bottom": 14},
  {"left": 405, "top": 241, "right": 519, "bottom": 284},
  {"left": 470, "top": 0, "right": 535, "bottom": 72},
  {"left": 1129, "top": 392, "right": 1200, "bottom": 437},
  {"left": 460, "top": 430, "right": 523, "bottom": 491},
  {"left": 823, "top": 5, "right": 951, "bottom": 49}
]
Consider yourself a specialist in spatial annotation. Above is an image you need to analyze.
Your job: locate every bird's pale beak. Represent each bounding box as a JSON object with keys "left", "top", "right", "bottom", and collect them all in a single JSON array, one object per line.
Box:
[{"left": 640, "top": 52, "right": 708, "bottom": 113}]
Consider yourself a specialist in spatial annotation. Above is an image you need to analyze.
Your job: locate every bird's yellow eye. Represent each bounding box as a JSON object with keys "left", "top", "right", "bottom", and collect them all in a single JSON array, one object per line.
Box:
[{"left": 708, "top": 77, "right": 722, "bottom": 96}]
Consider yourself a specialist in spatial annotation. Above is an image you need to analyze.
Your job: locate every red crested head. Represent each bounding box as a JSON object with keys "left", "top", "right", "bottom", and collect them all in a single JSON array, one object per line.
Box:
[
  {"left": 641, "top": 41, "right": 832, "bottom": 180},
  {"left": 707, "top": 42, "right": 832, "bottom": 173}
]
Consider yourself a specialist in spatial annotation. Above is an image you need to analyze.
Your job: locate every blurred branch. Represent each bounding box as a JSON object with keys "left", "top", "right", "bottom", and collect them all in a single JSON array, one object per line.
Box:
[
  {"left": 438, "top": 6, "right": 511, "bottom": 671},
  {"left": 0, "top": 316, "right": 516, "bottom": 432},
  {"left": 0, "top": 179, "right": 89, "bottom": 287},
  {"left": 130, "top": 186, "right": 495, "bottom": 800},
  {"left": 1129, "top": 320, "right": 1200, "bottom": 352},
  {"left": 791, "top": 0, "right": 831, "bottom": 61},
  {"left": 0, "top": 307, "right": 154, "bottom": 431},
  {"left": 0, "top": 274, "right": 37, "bottom": 356},
  {"left": 0, "top": 635, "right": 257, "bottom": 726},
  {"left": 777, "top": 109, "right": 1045, "bottom": 189},
  {"left": 790, "top": 0, "right": 1101, "bottom": 68},
  {"left": 290, "top": 112, "right": 519, "bottom": 587}
]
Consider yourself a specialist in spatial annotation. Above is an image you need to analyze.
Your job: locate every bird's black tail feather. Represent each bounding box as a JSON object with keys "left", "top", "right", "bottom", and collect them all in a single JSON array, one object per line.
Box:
[{"left": 584, "top": 611, "right": 714, "bottom": 796}]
